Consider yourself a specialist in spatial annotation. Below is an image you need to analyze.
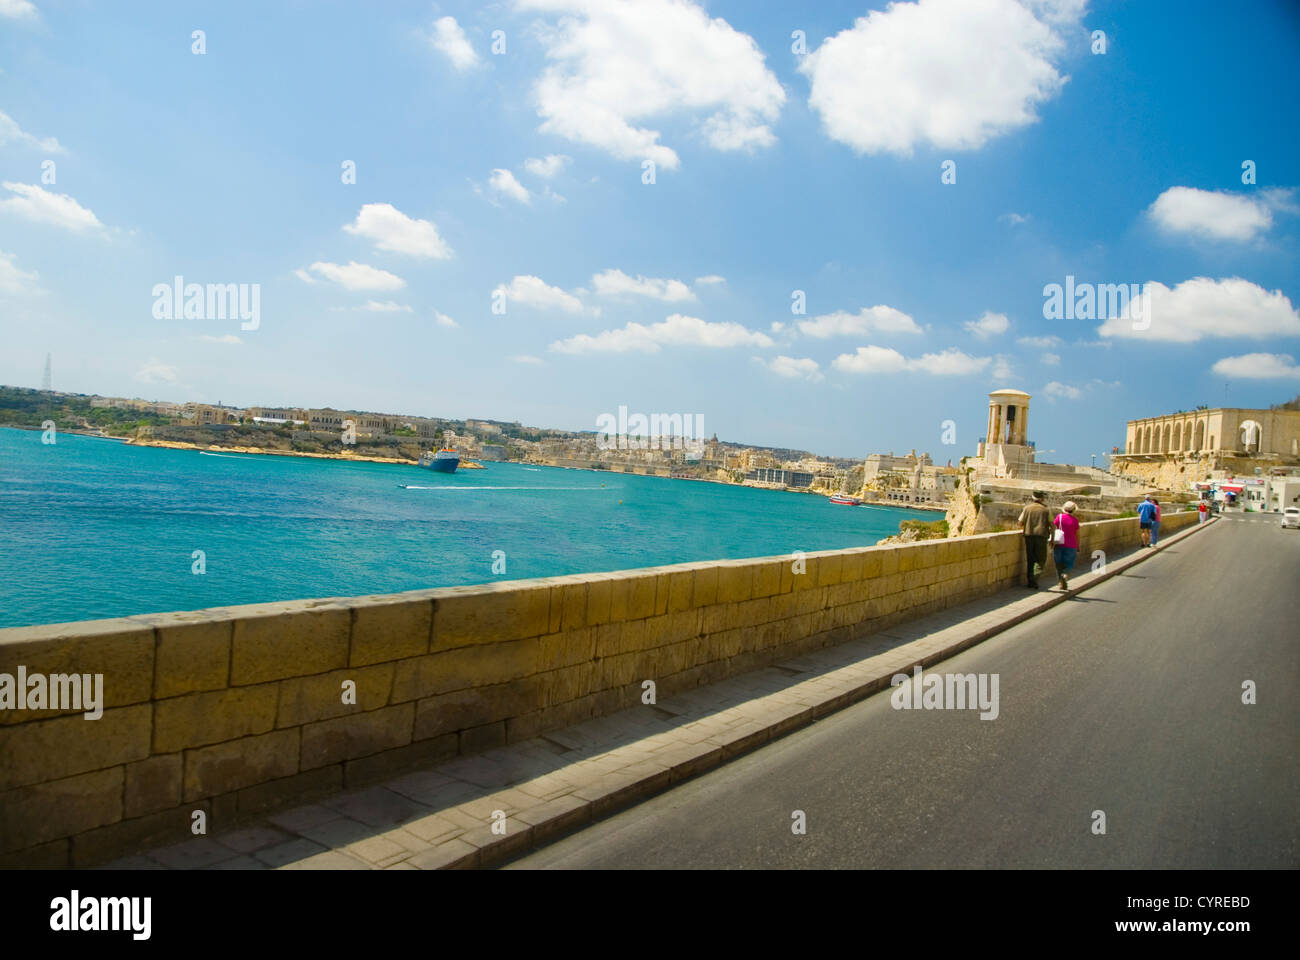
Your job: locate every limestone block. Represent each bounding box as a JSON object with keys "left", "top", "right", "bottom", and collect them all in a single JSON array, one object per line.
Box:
[
  {"left": 414, "top": 677, "right": 543, "bottom": 739},
  {"left": 693, "top": 566, "right": 720, "bottom": 607},
  {"left": 154, "top": 685, "right": 279, "bottom": 753},
  {"left": 276, "top": 663, "right": 395, "bottom": 728},
  {"left": 592, "top": 622, "right": 622, "bottom": 658},
  {"left": 737, "top": 597, "right": 771, "bottom": 629},
  {"left": 716, "top": 562, "right": 754, "bottom": 603},
  {"left": 0, "top": 618, "right": 154, "bottom": 725},
  {"left": 299, "top": 703, "right": 414, "bottom": 770},
  {"left": 541, "top": 664, "right": 595, "bottom": 707},
  {"left": 183, "top": 729, "right": 300, "bottom": 801},
  {"left": 230, "top": 602, "right": 350, "bottom": 685},
  {"left": 665, "top": 570, "right": 695, "bottom": 612},
  {"left": 348, "top": 596, "right": 432, "bottom": 666},
  {"left": 152, "top": 616, "right": 232, "bottom": 698},
  {"left": 816, "top": 554, "right": 843, "bottom": 587},
  {"left": 124, "top": 753, "right": 182, "bottom": 818},
  {"left": 586, "top": 575, "right": 615, "bottom": 626},
  {"left": 0, "top": 766, "right": 123, "bottom": 852},
  {"left": 0, "top": 703, "right": 151, "bottom": 791},
  {"left": 389, "top": 638, "right": 540, "bottom": 703},
  {"left": 751, "top": 561, "right": 782, "bottom": 599},
  {"left": 432, "top": 585, "right": 551, "bottom": 650}
]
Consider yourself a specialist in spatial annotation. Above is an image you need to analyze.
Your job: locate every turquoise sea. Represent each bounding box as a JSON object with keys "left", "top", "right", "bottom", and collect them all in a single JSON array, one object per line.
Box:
[{"left": 0, "top": 427, "right": 934, "bottom": 628}]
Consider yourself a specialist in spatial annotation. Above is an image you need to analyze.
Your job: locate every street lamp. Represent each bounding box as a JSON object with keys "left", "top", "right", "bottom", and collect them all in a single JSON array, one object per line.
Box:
[{"left": 1091, "top": 453, "right": 1097, "bottom": 469}]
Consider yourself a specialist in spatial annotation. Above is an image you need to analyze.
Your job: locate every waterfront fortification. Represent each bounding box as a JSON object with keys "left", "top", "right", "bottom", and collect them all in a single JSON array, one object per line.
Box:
[{"left": 0, "top": 512, "right": 1199, "bottom": 866}]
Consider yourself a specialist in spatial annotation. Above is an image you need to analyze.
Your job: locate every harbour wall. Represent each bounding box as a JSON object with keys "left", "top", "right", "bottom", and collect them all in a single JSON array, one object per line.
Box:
[{"left": 0, "top": 512, "right": 1199, "bottom": 866}]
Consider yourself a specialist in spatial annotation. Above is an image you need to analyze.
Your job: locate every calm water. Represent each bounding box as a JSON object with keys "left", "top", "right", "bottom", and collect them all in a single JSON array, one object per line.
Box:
[{"left": 0, "top": 427, "right": 933, "bottom": 627}]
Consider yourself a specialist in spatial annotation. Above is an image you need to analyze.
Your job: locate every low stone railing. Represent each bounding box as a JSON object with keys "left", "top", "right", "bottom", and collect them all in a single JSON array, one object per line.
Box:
[{"left": 0, "top": 512, "right": 1199, "bottom": 866}]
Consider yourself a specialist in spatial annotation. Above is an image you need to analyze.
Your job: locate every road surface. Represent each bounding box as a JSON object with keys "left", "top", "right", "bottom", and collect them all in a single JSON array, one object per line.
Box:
[{"left": 508, "top": 518, "right": 1299, "bottom": 869}]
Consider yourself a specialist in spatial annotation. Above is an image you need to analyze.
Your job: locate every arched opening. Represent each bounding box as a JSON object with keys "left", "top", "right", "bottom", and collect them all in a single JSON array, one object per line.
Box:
[
  {"left": 1193, "top": 420, "right": 1205, "bottom": 451},
  {"left": 1240, "top": 419, "right": 1263, "bottom": 454},
  {"left": 1173, "top": 422, "right": 1183, "bottom": 452}
]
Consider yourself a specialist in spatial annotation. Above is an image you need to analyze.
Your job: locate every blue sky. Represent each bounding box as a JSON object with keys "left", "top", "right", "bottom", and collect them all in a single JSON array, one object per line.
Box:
[{"left": 2, "top": 0, "right": 1298, "bottom": 465}]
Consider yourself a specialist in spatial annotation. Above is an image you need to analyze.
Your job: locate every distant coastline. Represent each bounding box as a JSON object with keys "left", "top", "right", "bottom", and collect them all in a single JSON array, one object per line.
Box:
[
  {"left": 130, "top": 437, "right": 419, "bottom": 465},
  {"left": 3, "top": 424, "right": 944, "bottom": 513}
]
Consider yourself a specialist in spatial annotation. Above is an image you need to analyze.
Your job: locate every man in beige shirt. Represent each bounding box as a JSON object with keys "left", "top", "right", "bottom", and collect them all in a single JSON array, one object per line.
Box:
[{"left": 1017, "top": 491, "right": 1052, "bottom": 589}]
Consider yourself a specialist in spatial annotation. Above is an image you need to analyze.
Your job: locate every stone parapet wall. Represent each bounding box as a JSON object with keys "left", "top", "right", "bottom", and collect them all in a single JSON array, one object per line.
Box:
[{"left": 0, "top": 512, "right": 1199, "bottom": 867}]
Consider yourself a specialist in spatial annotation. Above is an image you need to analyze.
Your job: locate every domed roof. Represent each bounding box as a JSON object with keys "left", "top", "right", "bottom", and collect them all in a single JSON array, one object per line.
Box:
[{"left": 988, "top": 389, "right": 1031, "bottom": 399}]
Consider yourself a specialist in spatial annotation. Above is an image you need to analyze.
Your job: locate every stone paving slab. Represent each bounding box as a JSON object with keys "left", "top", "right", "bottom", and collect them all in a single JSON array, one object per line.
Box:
[{"left": 111, "top": 518, "right": 1215, "bottom": 871}]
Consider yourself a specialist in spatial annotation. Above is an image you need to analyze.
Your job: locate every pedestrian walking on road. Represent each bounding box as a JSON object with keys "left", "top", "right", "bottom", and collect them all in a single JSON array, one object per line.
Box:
[
  {"left": 1017, "top": 491, "right": 1052, "bottom": 588},
  {"left": 1150, "top": 497, "right": 1162, "bottom": 546},
  {"left": 1137, "top": 495, "right": 1158, "bottom": 546},
  {"left": 1198, "top": 499, "right": 1209, "bottom": 523},
  {"left": 1052, "top": 501, "right": 1081, "bottom": 591}
]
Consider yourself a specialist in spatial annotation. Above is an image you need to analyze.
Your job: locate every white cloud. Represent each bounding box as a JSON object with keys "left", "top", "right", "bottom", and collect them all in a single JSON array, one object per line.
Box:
[
  {"left": 0, "top": 251, "right": 38, "bottom": 294},
  {"left": 434, "top": 311, "right": 459, "bottom": 328},
  {"left": 551, "top": 313, "right": 773, "bottom": 354},
  {"left": 992, "top": 355, "right": 1015, "bottom": 380},
  {"left": 1000, "top": 212, "right": 1030, "bottom": 225},
  {"left": 0, "top": 110, "right": 64, "bottom": 152},
  {"left": 1016, "top": 334, "right": 1061, "bottom": 348},
  {"left": 519, "top": 0, "right": 785, "bottom": 170},
  {"left": 1041, "top": 351, "right": 1060, "bottom": 365},
  {"left": 798, "top": 305, "right": 923, "bottom": 338},
  {"left": 1211, "top": 353, "right": 1300, "bottom": 380},
  {"left": 0, "top": 0, "right": 37, "bottom": 21},
  {"left": 342, "top": 202, "right": 451, "bottom": 259},
  {"left": 832, "top": 345, "right": 908, "bottom": 374},
  {"left": 964, "top": 310, "right": 1010, "bottom": 339},
  {"left": 591, "top": 268, "right": 695, "bottom": 302},
  {"left": 0, "top": 182, "right": 102, "bottom": 232},
  {"left": 524, "top": 154, "right": 571, "bottom": 178},
  {"left": 430, "top": 15, "right": 479, "bottom": 70},
  {"left": 510, "top": 354, "right": 544, "bottom": 364},
  {"left": 694, "top": 274, "right": 726, "bottom": 286},
  {"left": 494, "top": 275, "right": 585, "bottom": 313},
  {"left": 199, "top": 334, "right": 242, "bottom": 344},
  {"left": 833, "top": 345, "right": 990, "bottom": 375},
  {"left": 799, "top": 0, "right": 1078, "bottom": 156},
  {"left": 760, "top": 355, "right": 823, "bottom": 382},
  {"left": 489, "top": 168, "right": 531, "bottom": 204},
  {"left": 1043, "top": 381, "right": 1081, "bottom": 400},
  {"left": 297, "top": 261, "right": 405, "bottom": 291},
  {"left": 1097, "top": 277, "right": 1300, "bottom": 342},
  {"left": 134, "top": 358, "right": 178, "bottom": 384},
  {"left": 770, "top": 321, "right": 785, "bottom": 333},
  {"left": 911, "top": 348, "right": 992, "bottom": 375},
  {"left": 1147, "top": 186, "right": 1273, "bottom": 242},
  {"left": 361, "top": 300, "right": 412, "bottom": 312}
]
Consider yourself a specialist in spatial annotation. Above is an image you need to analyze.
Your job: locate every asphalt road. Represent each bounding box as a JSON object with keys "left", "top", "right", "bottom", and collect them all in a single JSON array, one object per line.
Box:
[{"left": 508, "top": 519, "right": 1300, "bottom": 869}]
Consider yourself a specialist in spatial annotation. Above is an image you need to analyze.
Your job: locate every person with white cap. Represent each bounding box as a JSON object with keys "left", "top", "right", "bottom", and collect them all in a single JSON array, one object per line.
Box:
[
  {"left": 1137, "top": 494, "right": 1158, "bottom": 546},
  {"left": 1052, "top": 500, "right": 1081, "bottom": 591}
]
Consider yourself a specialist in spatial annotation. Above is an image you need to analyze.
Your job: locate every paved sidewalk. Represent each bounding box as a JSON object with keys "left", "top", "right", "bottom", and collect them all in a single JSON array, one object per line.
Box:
[{"left": 107, "top": 517, "right": 1217, "bottom": 870}]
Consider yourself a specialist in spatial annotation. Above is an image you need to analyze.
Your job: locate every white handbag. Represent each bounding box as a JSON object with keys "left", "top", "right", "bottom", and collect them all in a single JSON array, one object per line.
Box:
[{"left": 1052, "top": 518, "right": 1065, "bottom": 545}]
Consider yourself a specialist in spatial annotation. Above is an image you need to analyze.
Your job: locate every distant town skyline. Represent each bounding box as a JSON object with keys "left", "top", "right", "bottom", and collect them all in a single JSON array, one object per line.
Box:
[{"left": 2, "top": 0, "right": 1298, "bottom": 465}]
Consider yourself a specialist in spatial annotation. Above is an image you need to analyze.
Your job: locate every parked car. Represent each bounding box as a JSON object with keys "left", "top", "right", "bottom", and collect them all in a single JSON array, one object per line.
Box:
[{"left": 1282, "top": 507, "right": 1300, "bottom": 529}]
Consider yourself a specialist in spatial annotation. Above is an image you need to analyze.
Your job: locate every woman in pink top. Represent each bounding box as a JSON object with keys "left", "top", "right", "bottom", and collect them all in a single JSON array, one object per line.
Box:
[{"left": 1052, "top": 500, "right": 1082, "bottom": 591}]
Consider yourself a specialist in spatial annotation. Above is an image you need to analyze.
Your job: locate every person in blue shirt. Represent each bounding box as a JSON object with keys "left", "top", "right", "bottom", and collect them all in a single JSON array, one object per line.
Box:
[{"left": 1137, "top": 495, "right": 1158, "bottom": 547}]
